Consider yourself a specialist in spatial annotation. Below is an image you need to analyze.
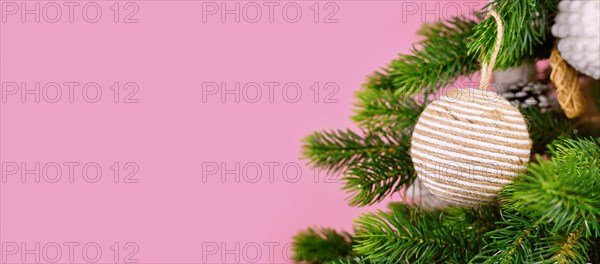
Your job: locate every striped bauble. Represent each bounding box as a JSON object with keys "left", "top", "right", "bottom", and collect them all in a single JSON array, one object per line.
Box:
[{"left": 410, "top": 88, "right": 532, "bottom": 206}]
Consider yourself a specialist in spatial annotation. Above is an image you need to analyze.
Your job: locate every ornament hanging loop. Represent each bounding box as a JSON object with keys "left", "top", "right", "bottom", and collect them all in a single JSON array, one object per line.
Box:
[{"left": 479, "top": 10, "right": 504, "bottom": 91}]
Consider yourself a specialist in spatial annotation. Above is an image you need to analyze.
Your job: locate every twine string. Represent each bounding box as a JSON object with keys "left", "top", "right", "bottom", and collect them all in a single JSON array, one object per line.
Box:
[{"left": 479, "top": 10, "right": 504, "bottom": 91}]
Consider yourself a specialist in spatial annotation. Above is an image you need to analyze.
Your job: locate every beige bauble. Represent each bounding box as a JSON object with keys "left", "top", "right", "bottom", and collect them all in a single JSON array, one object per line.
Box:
[{"left": 410, "top": 88, "right": 532, "bottom": 206}]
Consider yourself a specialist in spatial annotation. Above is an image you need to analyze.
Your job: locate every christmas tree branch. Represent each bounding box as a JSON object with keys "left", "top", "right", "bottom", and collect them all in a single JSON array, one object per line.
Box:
[
  {"left": 472, "top": 138, "right": 600, "bottom": 263},
  {"left": 362, "top": 71, "right": 396, "bottom": 91},
  {"left": 343, "top": 152, "right": 414, "bottom": 206},
  {"left": 548, "top": 228, "right": 591, "bottom": 264},
  {"left": 352, "top": 88, "right": 425, "bottom": 132},
  {"left": 292, "top": 227, "right": 354, "bottom": 264},
  {"left": 302, "top": 129, "right": 414, "bottom": 206},
  {"left": 302, "top": 129, "right": 397, "bottom": 173},
  {"left": 550, "top": 137, "right": 600, "bottom": 170},
  {"left": 468, "top": 0, "right": 558, "bottom": 69},
  {"left": 333, "top": 257, "right": 399, "bottom": 264},
  {"left": 385, "top": 17, "right": 479, "bottom": 95},
  {"left": 501, "top": 138, "right": 600, "bottom": 237},
  {"left": 470, "top": 211, "right": 546, "bottom": 263},
  {"left": 354, "top": 204, "right": 492, "bottom": 263},
  {"left": 301, "top": 129, "right": 409, "bottom": 173}
]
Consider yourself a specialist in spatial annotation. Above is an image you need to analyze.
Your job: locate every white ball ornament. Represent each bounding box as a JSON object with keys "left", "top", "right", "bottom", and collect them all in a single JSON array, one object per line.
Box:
[
  {"left": 551, "top": 0, "right": 600, "bottom": 79},
  {"left": 410, "top": 89, "right": 532, "bottom": 206}
]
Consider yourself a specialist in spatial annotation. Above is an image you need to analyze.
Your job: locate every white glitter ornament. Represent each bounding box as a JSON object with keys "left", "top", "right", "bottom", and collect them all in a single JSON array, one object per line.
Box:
[{"left": 551, "top": 0, "right": 600, "bottom": 79}]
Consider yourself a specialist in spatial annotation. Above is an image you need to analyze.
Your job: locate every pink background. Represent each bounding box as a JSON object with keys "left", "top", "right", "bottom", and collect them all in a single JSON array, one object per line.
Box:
[{"left": 0, "top": 1, "right": 485, "bottom": 263}]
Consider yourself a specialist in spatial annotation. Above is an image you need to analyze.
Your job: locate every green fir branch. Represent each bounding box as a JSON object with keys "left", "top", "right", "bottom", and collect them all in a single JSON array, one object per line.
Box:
[
  {"left": 470, "top": 211, "right": 547, "bottom": 263},
  {"left": 343, "top": 151, "right": 414, "bottom": 207},
  {"left": 542, "top": 229, "right": 591, "bottom": 264},
  {"left": 302, "top": 129, "right": 414, "bottom": 206},
  {"left": 472, "top": 215, "right": 592, "bottom": 264},
  {"left": 362, "top": 71, "right": 397, "bottom": 91},
  {"left": 332, "top": 258, "right": 367, "bottom": 264},
  {"left": 293, "top": 227, "right": 355, "bottom": 264},
  {"left": 389, "top": 17, "right": 480, "bottom": 95},
  {"left": 354, "top": 204, "right": 489, "bottom": 263},
  {"left": 332, "top": 257, "right": 398, "bottom": 264},
  {"left": 468, "top": 0, "right": 558, "bottom": 69},
  {"left": 443, "top": 205, "right": 501, "bottom": 236},
  {"left": 352, "top": 88, "right": 425, "bottom": 132},
  {"left": 302, "top": 129, "right": 391, "bottom": 173},
  {"left": 501, "top": 138, "right": 600, "bottom": 237},
  {"left": 473, "top": 138, "right": 600, "bottom": 263},
  {"left": 302, "top": 129, "right": 407, "bottom": 173},
  {"left": 549, "top": 137, "right": 600, "bottom": 170}
]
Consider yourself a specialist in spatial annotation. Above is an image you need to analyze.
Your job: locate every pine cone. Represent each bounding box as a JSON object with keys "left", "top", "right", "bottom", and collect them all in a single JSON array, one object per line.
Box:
[{"left": 500, "top": 81, "right": 558, "bottom": 113}]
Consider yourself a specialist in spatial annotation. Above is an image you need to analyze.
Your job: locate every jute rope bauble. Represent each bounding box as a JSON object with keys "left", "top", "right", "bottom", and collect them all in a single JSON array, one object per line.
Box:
[
  {"left": 410, "top": 10, "right": 532, "bottom": 206},
  {"left": 410, "top": 89, "right": 532, "bottom": 206}
]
